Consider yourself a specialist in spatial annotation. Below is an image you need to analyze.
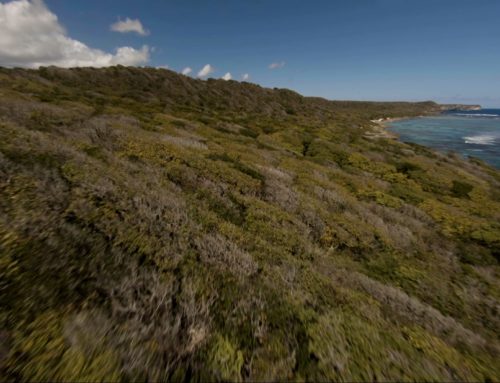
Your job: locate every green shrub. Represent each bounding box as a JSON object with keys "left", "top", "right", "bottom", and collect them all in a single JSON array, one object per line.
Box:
[
  {"left": 396, "top": 161, "right": 421, "bottom": 174},
  {"left": 208, "top": 335, "right": 244, "bottom": 381},
  {"left": 451, "top": 180, "right": 474, "bottom": 198}
]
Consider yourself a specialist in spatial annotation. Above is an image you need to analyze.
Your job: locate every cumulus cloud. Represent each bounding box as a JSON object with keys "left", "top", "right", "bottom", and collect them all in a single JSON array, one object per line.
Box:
[
  {"left": 110, "top": 17, "right": 149, "bottom": 36},
  {"left": 197, "top": 64, "right": 214, "bottom": 78},
  {"left": 269, "top": 61, "right": 285, "bottom": 69},
  {"left": 181, "top": 66, "right": 192, "bottom": 75},
  {"left": 242, "top": 73, "right": 249, "bottom": 81},
  {"left": 221, "top": 72, "right": 231, "bottom": 81},
  {"left": 0, "top": 0, "right": 150, "bottom": 68}
]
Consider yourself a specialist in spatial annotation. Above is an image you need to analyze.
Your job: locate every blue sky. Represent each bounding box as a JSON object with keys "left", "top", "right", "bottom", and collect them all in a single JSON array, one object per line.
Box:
[{"left": 2, "top": 0, "right": 499, "bottom": 107}]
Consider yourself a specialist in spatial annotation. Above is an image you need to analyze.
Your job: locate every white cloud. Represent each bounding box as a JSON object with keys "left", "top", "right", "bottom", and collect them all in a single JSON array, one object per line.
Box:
[
  {"left": 221, "top": 72, "right": 231, "bottom": 81},
  {"left": 269, "top": 61, "right": 285, "bottom": 69},
  {"left": 0, "top": 0, "right": 150, "bottom": 68},
  {"left": 242, "top": 73, "right": 249, "bottom": 81},
  {"left": 110, "top": 17, "right": 149, "bottom": 36},
  {"left": 181, "top": 66, "right": 192, "bottom": 75},
  {"left": 109, "top": 46, "right": 150, "bottom": 66},
  {"left": 197, "top": 64, "right": 214, "bottom": 78}
]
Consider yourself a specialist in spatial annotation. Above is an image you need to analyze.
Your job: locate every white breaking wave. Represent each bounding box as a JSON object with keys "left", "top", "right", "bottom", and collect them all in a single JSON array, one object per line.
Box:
[
  {"left": 454, "top": 113, "right": 499, "bottom": 117},
  {"left": 463, "top": 135, "right": 496, "bottom": 145}
]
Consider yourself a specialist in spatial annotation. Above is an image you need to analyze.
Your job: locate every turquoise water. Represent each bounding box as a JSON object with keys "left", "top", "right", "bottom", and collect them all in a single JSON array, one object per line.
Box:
[{"left": 387, "top": 109, "right": 500, "bottom": 168}]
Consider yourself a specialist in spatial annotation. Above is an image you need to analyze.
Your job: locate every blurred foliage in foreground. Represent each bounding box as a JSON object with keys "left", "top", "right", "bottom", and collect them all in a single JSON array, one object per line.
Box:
[{"left": 0, "top": 66, "right": 499, "bottom": 381}]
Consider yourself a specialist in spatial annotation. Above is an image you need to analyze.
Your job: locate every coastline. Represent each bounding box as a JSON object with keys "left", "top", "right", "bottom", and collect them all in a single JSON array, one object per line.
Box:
[
  {"left": 365, "top": 116, "right": 418, "bottom": 140},
  {"left": 372, "top": 112, "right": 500, "bottom": 168}
]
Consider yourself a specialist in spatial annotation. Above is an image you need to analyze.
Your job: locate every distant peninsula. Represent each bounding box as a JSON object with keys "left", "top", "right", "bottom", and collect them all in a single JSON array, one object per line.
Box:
[{"left": 439, "top": 104, "right": 482, "bottom": 111}]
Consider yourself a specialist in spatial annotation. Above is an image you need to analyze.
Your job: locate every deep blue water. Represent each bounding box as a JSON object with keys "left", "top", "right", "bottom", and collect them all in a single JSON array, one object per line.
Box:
[{"left": 387, "top": 109, "right": 500, "bottom": 168}]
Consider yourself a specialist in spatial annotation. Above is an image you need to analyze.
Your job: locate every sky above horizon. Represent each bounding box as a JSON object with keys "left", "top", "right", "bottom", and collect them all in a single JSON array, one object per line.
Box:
[{"left": 1, "top": 0, "right": 499, "bottom": 107}]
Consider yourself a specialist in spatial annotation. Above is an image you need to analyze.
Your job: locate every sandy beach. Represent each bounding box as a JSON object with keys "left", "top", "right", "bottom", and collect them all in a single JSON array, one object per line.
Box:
[
  {"left": 365, "top": 115, "right": 428, "bottom": 140},
  {"left": 364, "top": 117, "right": 403, "bottom": 139}
]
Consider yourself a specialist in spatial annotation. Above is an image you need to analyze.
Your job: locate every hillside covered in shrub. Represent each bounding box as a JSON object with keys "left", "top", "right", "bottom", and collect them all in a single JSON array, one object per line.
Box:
[{"left": 1, "top": 66, "right": 499, "bottom": 381}]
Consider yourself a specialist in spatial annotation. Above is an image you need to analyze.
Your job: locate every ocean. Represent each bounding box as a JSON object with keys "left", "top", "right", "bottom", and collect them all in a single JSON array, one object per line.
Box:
[{"left": 387, "top": 109, "right": 500, "bottom": 168}]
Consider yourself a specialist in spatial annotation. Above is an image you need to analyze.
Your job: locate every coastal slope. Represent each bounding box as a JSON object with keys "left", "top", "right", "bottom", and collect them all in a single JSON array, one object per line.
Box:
[{"left": 1, "top": 66, "right": 499, "bottom": 381}]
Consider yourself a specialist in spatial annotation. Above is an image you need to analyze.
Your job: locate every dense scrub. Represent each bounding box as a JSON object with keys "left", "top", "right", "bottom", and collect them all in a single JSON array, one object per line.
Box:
[{"left": 0, "top": 66, "right": 499, "bottom": 381}]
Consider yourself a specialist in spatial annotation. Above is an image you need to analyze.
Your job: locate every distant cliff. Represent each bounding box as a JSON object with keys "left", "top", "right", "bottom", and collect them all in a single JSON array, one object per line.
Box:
[{"left": 439, "top": 104, "right": 482, "bottom": 111}]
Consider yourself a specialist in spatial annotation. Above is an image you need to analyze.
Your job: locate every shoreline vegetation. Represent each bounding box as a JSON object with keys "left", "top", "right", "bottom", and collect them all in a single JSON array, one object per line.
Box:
[
  {"left": 367, "top": 116, "right": 429, "bottom": 140},
  {"left": 367, "top": 117, "right": 409, "bottom": 139},
  {"left": 1, "top": 66, "right": 499, "bottom": 382}
]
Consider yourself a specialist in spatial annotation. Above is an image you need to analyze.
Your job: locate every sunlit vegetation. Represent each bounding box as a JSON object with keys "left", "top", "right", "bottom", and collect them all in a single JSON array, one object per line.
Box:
[{"left": 0, "top": 66, "right": 499, "bottom": 381}]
